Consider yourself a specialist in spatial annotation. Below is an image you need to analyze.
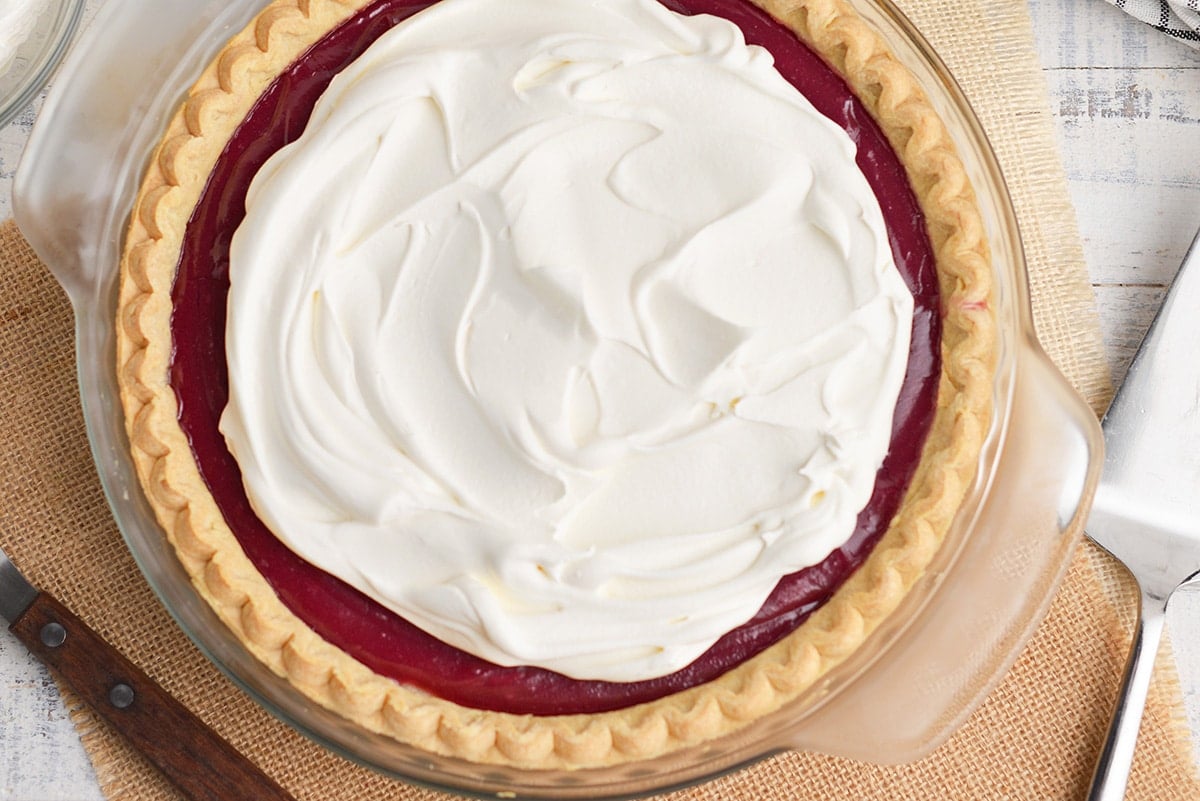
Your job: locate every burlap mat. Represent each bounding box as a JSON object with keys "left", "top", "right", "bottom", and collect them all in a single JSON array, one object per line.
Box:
[{"left": 2, "top": 0, "right": 1199, "bottom": 798}]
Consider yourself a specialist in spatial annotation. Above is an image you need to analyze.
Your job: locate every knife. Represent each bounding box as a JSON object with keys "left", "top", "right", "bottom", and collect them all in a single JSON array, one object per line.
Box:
[
  {"left": 0, "top": 546, "right": 297, "bottom": 801},
  {"left": 1084, "top": 225, "right": 1200, "bottom": 800}
]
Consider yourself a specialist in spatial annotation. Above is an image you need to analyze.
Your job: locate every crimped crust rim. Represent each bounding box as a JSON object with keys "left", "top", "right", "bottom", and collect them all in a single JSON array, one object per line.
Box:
[{"left": 116, "top": 0, "right": 996, "bottom": 770}]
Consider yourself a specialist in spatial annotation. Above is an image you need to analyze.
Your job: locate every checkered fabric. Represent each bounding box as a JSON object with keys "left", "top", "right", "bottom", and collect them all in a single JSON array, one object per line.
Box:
[{"left": 1109, "top": 0, "right": 1200, "bottom": 44}]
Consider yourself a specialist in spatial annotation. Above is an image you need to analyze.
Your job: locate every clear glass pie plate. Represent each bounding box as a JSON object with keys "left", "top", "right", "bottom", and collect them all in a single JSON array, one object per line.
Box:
[
  {"left": 14, "top": 0, "right": 1104, "bottom": 797},
  {"left": 0, "top": 0, "right": 84, "bottom": 130}
]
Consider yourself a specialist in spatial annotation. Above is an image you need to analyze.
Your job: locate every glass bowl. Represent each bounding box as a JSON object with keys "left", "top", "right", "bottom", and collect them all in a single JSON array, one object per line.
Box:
[
  {"left": 0, "top": 0, "right": 84, "bottom": 131},
  {"left": 14, "top": 0, "right": 1104, "bottom": 797}
]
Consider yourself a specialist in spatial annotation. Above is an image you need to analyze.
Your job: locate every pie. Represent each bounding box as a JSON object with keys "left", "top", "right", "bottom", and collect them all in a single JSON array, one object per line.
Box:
[{"left": 117, "top": 0, "right": 994, "bottom": 770}]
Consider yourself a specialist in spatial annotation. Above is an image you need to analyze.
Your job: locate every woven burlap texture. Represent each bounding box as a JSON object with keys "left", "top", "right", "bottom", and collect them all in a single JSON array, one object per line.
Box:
[{"left": 1, "top": 0, "right": 1198, "bottom": 798}]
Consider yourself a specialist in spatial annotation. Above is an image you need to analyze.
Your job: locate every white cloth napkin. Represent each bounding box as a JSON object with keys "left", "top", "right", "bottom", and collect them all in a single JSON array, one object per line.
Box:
[{"left": 1107, "top": 0, "right": 1200, "bottom": 45}]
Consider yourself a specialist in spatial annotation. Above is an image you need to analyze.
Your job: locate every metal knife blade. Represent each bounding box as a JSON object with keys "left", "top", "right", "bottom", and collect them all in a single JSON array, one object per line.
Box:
[
  {"left": 1084, "top": 225, "right": 1200, "bottom": 801},
  {"left": 1088, "top": 225, "right": 1200, "bottom": 599},
  {"left": 0, "top": 544, "right": 297, "bottom": 801},
  {"left": 0, "top": 548, "right": 38, "bottom": 624}
]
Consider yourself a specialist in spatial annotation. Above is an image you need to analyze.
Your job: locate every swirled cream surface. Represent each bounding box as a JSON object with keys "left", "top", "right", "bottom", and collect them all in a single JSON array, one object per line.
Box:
[{"left": 221, "top": 0, "right": 914, "bottom": 682}]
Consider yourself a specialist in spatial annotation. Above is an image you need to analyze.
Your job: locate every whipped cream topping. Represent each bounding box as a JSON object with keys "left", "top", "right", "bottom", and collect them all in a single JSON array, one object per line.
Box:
[
  {"left": 0, "top": 0, "right": 41, "bottom": 75},
  {"left": 221, "top": 0, "right": 914, "bottom": 682}
]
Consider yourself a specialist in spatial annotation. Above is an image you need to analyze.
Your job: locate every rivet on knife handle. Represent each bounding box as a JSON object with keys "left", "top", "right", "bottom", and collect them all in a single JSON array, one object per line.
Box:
[{"left": 9, "top": 592, "right": 297, "bottom": 801}]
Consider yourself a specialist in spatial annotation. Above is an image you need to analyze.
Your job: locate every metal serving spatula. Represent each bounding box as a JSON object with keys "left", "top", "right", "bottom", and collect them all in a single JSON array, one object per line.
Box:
[
  {"left": 1085, "top": 226, "right": 1200, "bottom": 800},
  {"left": 0, "top": 545, "right": 297, "bottom": 801}
]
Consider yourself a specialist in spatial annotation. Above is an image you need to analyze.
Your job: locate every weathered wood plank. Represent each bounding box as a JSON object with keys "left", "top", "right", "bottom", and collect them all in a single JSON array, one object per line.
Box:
[
  {"left": 1044, "top": 67, "right": 1200, "bottom": 286},
  {"left": 0, "top": 630, "right": 104, "bottom": 801},
  {"left": 0, "top": 100, "right": 40, "bottom": 223},
  {"left": 1029, "top": 0, "right": 1200, "bottom": 69},
  {"left": 1092, "top": 283, "right": 1166, "bottom": 386}
]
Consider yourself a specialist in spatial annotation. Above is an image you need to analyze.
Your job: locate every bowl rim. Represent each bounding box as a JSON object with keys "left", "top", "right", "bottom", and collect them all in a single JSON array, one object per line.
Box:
[{"left": 0, "top": 0, "right": 86, "bottom": 132}]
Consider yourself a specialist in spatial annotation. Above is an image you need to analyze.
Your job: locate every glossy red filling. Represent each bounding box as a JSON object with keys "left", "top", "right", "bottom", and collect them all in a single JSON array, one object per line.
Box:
[{"left": 170, "top": 0, "right": 941, "bottom": 715}]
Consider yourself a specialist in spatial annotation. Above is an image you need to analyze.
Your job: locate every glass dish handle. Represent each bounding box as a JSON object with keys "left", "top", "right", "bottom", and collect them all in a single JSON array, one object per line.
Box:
[
  {"left": 14, "top": 0, "right": 265, "bottom": 301},
  {"left": 783, "top": 340, "right": 1103, "bottom": 762}
]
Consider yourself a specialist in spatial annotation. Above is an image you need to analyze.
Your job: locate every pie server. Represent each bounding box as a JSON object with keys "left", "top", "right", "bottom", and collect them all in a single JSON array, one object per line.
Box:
[
  {"left": 0, "top": 545, "right": 296, "bottom": 801},
  {"left": 1085, "top": 223, "right": 1200, "bottom": 800}
]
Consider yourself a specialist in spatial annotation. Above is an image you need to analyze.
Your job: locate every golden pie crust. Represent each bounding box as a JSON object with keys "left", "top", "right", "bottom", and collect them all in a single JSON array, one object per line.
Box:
[{"left": 117, "top": 0, "right": 995, "bottom": 770}]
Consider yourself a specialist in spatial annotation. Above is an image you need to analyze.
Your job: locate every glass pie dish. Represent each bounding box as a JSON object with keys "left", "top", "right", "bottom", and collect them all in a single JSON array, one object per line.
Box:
[
  {"left": 14, "top": 0, "right": 1104, "bottom": 797},
  {"left": 0, "top": 0, "right": 84, "bottom": 130}
]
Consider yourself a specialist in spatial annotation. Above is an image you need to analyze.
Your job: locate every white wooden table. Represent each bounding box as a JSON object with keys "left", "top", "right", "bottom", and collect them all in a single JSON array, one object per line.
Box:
[{"left": 1, "top": 1, "right": 1198, "bottom": 797}]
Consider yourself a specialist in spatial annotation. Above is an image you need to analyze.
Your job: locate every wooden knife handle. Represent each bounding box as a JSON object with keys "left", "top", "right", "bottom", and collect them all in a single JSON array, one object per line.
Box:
[{"left": 9, "top": 592, "right": 297, "bottom": 801}]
